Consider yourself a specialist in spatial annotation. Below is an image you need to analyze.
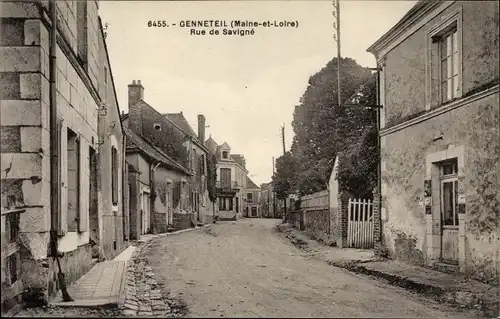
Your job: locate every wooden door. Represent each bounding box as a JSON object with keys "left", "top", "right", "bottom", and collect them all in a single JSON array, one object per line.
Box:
[{"left": 440, "top": 161, "right": 459, "bottom": 264}]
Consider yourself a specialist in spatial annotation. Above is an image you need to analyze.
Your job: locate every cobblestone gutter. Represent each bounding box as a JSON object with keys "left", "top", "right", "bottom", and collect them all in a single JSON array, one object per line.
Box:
[{"left": 120, "top": 228, "right": 209, "bottom": 317}]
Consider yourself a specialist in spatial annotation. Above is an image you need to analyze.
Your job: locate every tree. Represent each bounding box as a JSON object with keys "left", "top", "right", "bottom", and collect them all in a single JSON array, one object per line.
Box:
[
  {"left": 290, "top": 57, "right": 377, "bottom": 197},
  {"left": 336, "top": 75, "right": 378, "bottom": 198},
  {"left": 272, "top": 152, "right": 298, "bottom": 200},
  {"left": 206, "top": 153, "right": 218, "bottom": 202}
]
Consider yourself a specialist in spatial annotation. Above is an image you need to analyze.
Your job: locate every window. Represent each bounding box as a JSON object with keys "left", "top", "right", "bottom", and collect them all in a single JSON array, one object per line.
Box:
[
  {"left": 426, "top": 10, "right": 462, "bottom": 109},
  {"left": 220, "top": 168, "right": 231, "bottom": 187},
  {"left": 67, "top": 129, "right": 81, "bottom": 232},
  {"left": 247, "top": 192, "right": 253, "bottom": 203},
  {"left": 440, "top": 159, "right": 458, "bottom": 227},
  {"left": 111, "top": 146, "right": 119, "bottom": 205},
  {"left": 104, "top": 66, "right": 108, "bottom": 84},
  {"left": 222, "top": 151, "right": 228, "bottom": 159},
  {"left": 153, "top": 123, "right": 161, "bottom": 131},
  {"left": 439, "top": 28, "right": 459, "bottom": 102}
]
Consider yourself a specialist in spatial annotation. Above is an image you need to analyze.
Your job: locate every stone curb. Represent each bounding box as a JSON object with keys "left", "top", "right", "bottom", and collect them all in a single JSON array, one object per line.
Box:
[
  {"left": 278, "top": 223, "right": 498, "bottom": 318},
  {"left": 332, "top": 261, "right": 498, "bottom": 318}
]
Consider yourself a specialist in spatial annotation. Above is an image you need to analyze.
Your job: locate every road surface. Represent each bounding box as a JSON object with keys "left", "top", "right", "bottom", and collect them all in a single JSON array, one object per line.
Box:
[{"left": 145, "top": 218, "right": 478, "bottom": 318}]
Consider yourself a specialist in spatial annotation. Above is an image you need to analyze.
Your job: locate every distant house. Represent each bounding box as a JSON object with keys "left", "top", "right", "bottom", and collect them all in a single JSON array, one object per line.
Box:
[
  {"left": 123, "top": 80, "right": 214, "bottom": 227},
  {"left": 367, "top": 0, "right": 499, "bottom": 282},
  {"left": 245, "top": 177, "right": 260, "bottom": 218},
  {"left": 259, "top": 182, "right": 278, "bottom": 218},
  {"left": 205, "top": 137, "right": 249, "bottom": 221},
  {"left": 122, "top": 126, "right": 192, "bottom": 238}
]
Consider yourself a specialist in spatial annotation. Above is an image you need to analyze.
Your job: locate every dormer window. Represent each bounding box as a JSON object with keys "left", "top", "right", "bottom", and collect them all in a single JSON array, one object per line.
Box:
[
  {"left": 222, "top": 151, "right": 228, "bottom": 159},
  {"left": 153, "top": 123, "right": 161, "bottom": 131}
]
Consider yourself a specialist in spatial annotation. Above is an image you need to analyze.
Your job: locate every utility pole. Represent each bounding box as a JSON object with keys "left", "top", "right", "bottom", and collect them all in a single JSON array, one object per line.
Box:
[
  {"left": 281, "top": 124, "right": 286, "bottom": 155},
  {"left": 280, "top": 124, "right": 287, "bottom": 221},
  {"left": 333, "top": 0, "right": 341, "bottom": 107},
  {"left": 272, "top": 156, "right": 276, "bottom": 218}
]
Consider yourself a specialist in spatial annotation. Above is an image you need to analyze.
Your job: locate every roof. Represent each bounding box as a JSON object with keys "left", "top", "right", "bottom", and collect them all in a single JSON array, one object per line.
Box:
[
  {"left": 231, "top": 154, "right": 245, "bottom": 168},
  {"left": 367, "top": 0, "right": 437, "bottom": 56},
  {"left": 163, "top": 112, "right": 198, "bottom": 139},
  {"left": 219, "top": 142, "right": 231, "bottom": 150},
  {"left": 123, "top": 126, "right": 191, "bottom": 175},
  {"left": 246, "top": 176, "right": 260, "bottom": 190},
  {"left": 205, "top": 136, "right": 218, "bottom": 153}
]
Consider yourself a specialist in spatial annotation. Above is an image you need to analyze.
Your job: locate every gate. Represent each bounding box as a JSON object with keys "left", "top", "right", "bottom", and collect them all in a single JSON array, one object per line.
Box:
[{"left": 347, "top": 198, "right": 374, "bottom": 248}]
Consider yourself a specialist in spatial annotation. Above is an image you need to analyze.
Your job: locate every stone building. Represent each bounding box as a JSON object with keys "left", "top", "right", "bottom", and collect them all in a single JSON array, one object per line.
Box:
[
  {"left": 0, "top": 0, "right": 127, "bottom": 308},
  {"left": 367, "top": 0, "right": 499, "bottom": 283},
  {"left": 205, "top": 137, "right": 249, "bottom": 221},
  {"left": 259, "top": 182, "right": 277, "bottom": 218},
  {"left": 245, "top": 177, "right": 260, "bottom": 218},
  {"left": 122, "top": 126, "right": 192, "bottom": 238},
  {"left": 123, "top": 80, "right": 214, "bottom": 228}
]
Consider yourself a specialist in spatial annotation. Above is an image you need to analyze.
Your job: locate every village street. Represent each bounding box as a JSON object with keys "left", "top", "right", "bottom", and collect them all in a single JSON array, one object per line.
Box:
[{"left": 143, "top": 219, "right": 477, "bottom": 318}]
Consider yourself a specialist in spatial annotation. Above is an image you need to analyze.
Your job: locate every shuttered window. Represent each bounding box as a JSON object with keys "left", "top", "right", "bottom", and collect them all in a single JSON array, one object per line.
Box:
[
  {"left": 67, "top": 129, "right": 81, "bottom": 232},
  {"left": 111, "top": 146, "right": 119, "bottom": 205}
]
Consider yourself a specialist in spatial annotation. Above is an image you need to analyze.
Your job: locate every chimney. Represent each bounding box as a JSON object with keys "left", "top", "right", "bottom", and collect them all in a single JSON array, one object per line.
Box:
[
  {"left": 128, "top": 79, "right": 144, "bottom": 109},
  {"left": 197, "top": 114, "right": 206, "bottom": 145}
]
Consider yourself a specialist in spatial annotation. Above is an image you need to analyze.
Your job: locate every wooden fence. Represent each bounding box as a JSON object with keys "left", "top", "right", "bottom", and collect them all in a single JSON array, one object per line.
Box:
[
  {"left": 300, "top": 190, "right": 329, "bottom": 210},
  {"left": 347, "top": 198, "right": 374, "bottom": 248}
]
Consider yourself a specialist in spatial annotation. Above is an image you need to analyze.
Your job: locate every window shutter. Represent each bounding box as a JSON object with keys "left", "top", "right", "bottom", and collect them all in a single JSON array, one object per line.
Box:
[
  {"left": 429, "top": 40, "right": 440, "bottom": 108},
  {"left": 76, "top": 137, "right": 88, "bottom": 232},
  {"left": 57, "top": 119, "right": 66, "bottom": 236}
]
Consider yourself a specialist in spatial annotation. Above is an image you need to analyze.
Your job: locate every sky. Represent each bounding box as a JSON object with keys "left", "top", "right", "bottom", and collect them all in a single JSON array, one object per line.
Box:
[{"left": 99, "top": 0, "right": 417, "bottom": 186}]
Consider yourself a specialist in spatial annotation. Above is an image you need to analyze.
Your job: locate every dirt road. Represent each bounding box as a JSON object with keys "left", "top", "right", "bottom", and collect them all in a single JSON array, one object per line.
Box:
[{"left": 146, "top": 219, "right": 478, "bottom": 318}]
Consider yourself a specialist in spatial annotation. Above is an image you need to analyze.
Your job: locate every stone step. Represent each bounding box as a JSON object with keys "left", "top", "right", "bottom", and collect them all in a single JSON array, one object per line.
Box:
[{"left": 431, "top": 261, "right": 460, "bottom": 274}]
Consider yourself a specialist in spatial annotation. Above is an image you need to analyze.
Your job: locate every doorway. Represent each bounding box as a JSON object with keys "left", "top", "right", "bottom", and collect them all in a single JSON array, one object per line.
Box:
[{"left": 440, "top": 160, "right": 459, "bottom": 264}]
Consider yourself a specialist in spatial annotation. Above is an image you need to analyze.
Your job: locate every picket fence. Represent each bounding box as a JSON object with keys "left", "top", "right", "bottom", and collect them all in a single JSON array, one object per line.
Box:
[{"left": 347, "top": 198, "right": 374, "bottom": 249}]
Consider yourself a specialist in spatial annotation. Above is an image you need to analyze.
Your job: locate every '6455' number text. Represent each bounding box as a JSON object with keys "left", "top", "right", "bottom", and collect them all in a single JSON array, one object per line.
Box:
[{"left": 148, "top": 20, "right": 168, "bottom": 27}]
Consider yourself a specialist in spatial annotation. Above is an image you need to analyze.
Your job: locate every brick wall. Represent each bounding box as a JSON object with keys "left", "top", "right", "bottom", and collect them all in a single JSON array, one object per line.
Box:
[{"left": 336, "top": 192, "right": 349, "bottom": 248}]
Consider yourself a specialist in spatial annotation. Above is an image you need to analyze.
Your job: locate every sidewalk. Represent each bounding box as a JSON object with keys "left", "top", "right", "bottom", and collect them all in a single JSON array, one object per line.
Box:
[
  {"left": 51, "top": 224, "right": 212, "bottom": 308},
  {"left": 276, "top": 223, "right": 499, "bottom": 318}
]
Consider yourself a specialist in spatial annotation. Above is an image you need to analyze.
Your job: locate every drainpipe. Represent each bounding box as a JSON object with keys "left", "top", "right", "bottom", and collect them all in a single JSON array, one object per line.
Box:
[
  {"left": 122, "top": 134, "right": 127, "bottom": 241},
  {"left": 48, "top": 0, "right": 73, "bottom": 301}
]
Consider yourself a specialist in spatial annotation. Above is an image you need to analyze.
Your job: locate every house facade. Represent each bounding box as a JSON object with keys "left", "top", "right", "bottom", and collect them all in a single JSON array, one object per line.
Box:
[
  {"left": 368, "top": 0, "right": 499, "bottom": 283},
  {"left": 245, "top": 177, "right": 260, "bottom": 218},
  {"left": 259, "top": 182, "right": 277, "bottom": 218},
  {"left": 125, "top": 80, "right": 213, "bottom": 229},
  {"left": 123, "top": 126, "right": 192, "bottom": 238},
  {"left": 1, "top": 0, "right": 126, "bottom": 308},
  {"left": 205, "top": 137, "right": 249, "bottom": 221}
]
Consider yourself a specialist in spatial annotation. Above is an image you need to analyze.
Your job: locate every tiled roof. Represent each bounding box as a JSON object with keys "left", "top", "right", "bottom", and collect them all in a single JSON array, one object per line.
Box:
[
  {"left": 246, "top": 176, "right": 260, "bottom": 189},
  {"left": 123, "top": 126, "right": 191, "bottom": 175},
  {"left": 231, "top": 154, "right": 245, "bottom": 168},
  {"left": 205, "top": 136, "right": 218, "bottom": 154},
  {"left": 164, "top": 112, "right": 197, "bottom": 139}
]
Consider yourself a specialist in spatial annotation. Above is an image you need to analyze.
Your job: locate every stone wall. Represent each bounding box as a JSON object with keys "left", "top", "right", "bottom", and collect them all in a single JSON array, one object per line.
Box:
[
  {"left": 303, "top": 209, "right": 332, "bottom": 244},
  {"left": 172, "top": 213, "right": 194, "bottom": 231}
]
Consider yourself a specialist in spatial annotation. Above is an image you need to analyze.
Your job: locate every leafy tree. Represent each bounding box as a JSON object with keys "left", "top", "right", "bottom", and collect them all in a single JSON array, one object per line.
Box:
[
  {"left": 272, "top": 152, "right": 298, "bottom": 200},
  {"left": 206, "top": 153, "right": 218, "bottom": 202},
  {"left": 336, "top": 75, "right": 378, "bottom": 198},
  {"left": 290, "top": 57, "right": 377, "bottom": 197}
]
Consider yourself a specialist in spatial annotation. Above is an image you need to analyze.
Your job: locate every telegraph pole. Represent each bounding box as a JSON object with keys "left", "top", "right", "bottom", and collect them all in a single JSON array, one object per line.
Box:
[
  {"left": 281, "top": 124, "right": 286, "bottom": 155},
  {"left": 272, "top": 156, "right": 276, "bottom": 218},
  {"left": 280, "top": 124, "right": 287, "bottom": 221},
  {"left": 333, "top": 0, "right": 341, "bottom": 107}
]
